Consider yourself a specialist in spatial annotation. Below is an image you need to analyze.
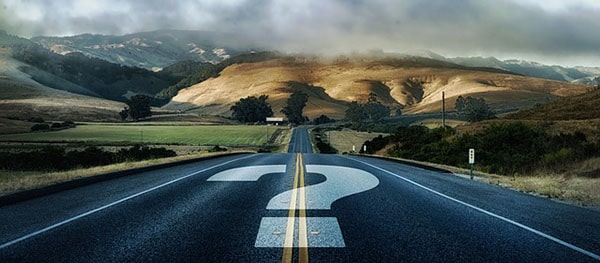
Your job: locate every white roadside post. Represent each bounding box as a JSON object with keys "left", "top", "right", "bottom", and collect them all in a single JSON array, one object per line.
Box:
[{"left": 469, "top": 148, "right": 475, "bottom": 179}]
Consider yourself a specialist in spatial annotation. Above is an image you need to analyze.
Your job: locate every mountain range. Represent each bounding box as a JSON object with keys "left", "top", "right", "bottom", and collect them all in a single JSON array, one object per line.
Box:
[
  {"left": 31, "top": 29, "right": 258, "bottom": 71},
  {"left": 29, "top": 30, "right": 600, "bottom": 86},
  {"left": 0, "top": 29, "right": 596, "bottom": 124},
  {"left": 408, "top": 50, "right": 600, "bottom": 86}
]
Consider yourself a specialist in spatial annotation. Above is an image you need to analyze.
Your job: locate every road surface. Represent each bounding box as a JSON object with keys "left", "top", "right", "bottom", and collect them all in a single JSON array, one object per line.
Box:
[{"left": 1, "top": 128, "right": 599, "bottom": 262}]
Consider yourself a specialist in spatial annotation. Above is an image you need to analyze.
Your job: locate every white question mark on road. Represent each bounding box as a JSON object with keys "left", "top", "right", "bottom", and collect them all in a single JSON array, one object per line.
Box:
[
  {"left": 267, "top": 165, "right": 379, "bottom": 210},
  {"left": 207, "top": 163, "right": 380, "bottom": 248}
]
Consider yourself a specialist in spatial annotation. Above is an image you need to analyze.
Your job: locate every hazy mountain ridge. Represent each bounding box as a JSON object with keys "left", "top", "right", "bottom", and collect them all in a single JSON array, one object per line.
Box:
[
  {"left": 419, "top": 52, "right": 600, "bottom": 86},
  {"left": 31, "top": 30, "right": 256, "bottom": 70},
  {"left": 29, "top": 29, "right": 600, "bottom": 86},
  {"left": 0, "top": 32, "right": 195, "bottom": 105}
]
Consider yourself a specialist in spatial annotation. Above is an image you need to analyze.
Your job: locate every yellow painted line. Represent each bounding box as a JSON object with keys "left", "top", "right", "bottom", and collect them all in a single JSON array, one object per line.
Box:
[
  {"left": 298, "top": 154, "right": 309, "bottom": 263},
  {"left": 282, "top": 154, "right": 300, "bottom": 263},
  {"left": 282, "top": 154, "right": 310, "bottom": 263}
]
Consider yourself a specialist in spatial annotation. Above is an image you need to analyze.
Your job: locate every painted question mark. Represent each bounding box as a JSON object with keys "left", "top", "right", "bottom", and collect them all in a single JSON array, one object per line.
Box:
[{"left": 206, "top": 163, "right": 380, "bottom": 248}]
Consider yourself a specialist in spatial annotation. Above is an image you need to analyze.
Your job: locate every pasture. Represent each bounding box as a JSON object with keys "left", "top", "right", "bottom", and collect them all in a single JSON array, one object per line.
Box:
[{"left": 0, "top": 124, "right": 272, "bottom": 146}]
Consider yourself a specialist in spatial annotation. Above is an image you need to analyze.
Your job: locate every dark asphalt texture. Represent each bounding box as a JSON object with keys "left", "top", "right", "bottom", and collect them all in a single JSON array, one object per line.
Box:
[{"left": 1, "top": 127, "right": 599, "bottom": 262}]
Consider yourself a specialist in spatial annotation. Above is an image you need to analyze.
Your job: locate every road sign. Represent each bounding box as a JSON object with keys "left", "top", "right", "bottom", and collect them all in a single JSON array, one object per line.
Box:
[{"left": 469, "top": 149, "right": 475, "bottom": 164}]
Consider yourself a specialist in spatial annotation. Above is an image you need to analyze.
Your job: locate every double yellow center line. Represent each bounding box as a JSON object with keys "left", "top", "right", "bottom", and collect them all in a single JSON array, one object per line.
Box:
[{"left": 282, "top": 153, "right": 309, "bottom": 263}]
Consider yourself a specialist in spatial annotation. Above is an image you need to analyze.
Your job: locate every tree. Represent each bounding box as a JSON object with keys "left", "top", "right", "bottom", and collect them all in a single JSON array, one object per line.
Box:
[
  {"left": 345, "top": 93, "right": 390, "bottom": 123},
  {"left": 230, "top": 95, "right": 273, "bottom": 123},
  {"left": 281, "top": 90, "right": 309, "bottom": 124},
  {"left": 119, "top": 107, "right": 129, "bottom": 121},
  {"left": 455, "top": 96, "right": 495, "bottom": 122},
  {"left": 394, "top": 106, "right": 403, "bottom": 116},
  {"left": 313, "top": 114, "right": 334, "bottom": 125},
  {"left": 126, "top": 95, "right": 152, "bottom": 120},
  {"left": 345, "top": 101, "right": 366, "bottom": 123},
  {"left": 364, "top": 93, "right": 390, "bottom": 121}
]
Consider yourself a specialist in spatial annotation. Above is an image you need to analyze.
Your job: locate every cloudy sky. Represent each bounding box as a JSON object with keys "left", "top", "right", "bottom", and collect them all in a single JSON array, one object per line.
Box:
[{"left": 1, "top": 0, "right": 599, "bottom": 66}]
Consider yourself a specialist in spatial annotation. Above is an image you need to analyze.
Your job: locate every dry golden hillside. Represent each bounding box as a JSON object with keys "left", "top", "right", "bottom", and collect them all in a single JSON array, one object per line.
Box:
[{"left": 165, "top": 56, "right": 589, "bottom": 119}]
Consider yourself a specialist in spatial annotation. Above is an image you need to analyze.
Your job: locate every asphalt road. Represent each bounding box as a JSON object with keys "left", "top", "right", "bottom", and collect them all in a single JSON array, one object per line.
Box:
[{"left": 1, "top": 127, "right": 599, "bottom": 262}]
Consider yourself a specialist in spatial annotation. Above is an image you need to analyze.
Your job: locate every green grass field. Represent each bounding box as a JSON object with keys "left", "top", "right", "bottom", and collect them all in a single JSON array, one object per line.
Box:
[{"left": 0, "top": 124, "right": 272, "bottom": 146}]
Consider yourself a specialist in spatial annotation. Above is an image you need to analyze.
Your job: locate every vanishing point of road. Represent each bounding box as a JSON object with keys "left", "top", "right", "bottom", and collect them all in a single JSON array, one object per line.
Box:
[{"left": 1, "top": 128, "right": 599, "bottom": 262}]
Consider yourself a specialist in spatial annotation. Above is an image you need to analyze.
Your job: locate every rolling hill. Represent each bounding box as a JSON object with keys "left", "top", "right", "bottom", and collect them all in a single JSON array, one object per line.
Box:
[
  {"left": 505, "top": 88, "right": 600, "bottom": 120},
  {"left": 0, "top": 48, "right": 125, "bottom": 123},
  {"left": 165, "top": 56, "right": 590, "bottom": 119},
  {"left": 1, "top": 31, "right": 201, "bottom": 105},
  {"left": 1, "top": 28, "right": 594, "bottom": 123}
]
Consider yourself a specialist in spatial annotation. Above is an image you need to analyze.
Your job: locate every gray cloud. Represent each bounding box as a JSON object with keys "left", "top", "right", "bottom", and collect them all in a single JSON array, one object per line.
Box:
[{"left": 1, "top": 0, "right": 599, "bottom": 66}]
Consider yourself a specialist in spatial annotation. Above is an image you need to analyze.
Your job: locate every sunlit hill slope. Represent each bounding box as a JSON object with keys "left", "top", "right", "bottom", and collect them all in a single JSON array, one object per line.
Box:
[{"left": 165, "top": 56, "right": 589, "bottom": 119}]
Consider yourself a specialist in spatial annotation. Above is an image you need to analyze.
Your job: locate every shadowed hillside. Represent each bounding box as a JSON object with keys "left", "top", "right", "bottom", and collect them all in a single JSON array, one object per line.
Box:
[
  {"left": 0, "top": 48, "right": 125, "bottom": 122},
  {"left": 505, "top": 88, "right": 600, "bottom": 120}
]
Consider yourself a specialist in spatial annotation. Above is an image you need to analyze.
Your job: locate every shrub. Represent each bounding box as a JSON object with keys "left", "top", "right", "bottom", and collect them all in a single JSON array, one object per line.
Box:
[
  {"left": 209, "top": 145, "right": 228, "bottom": 152},
  {"left": 378, "top": 122, "right": 600, "bottom": 176},
  {"left": 0, "top": 145, "right": 177, "bottom": 171},
  {"left": 316, "top": 141, "right": 337, "bottom": 154},
  {"left": 361, "top": 135, "right": 391, "bottom": 154},
  {"left": 63, "top": 120, "right": 76, "bottom": 128},
  {"left": 31, "top": 123, "right": 50, "bottom": 131},
  {"left": 116, "top": 145, "right": 176, "bottom": 162}
]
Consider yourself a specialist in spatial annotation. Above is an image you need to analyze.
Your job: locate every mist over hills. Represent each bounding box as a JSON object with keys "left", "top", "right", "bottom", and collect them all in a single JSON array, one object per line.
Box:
[
  {"left": 0, "top": 29, "right": 597, "bottom": 122},
  {"left": 411, "top": 51, "right": 600, "bottom": 86},
  {"left": 31, "top": 29, "right": 257, "bottom": 70},
  {"left": 27, "top": 29, "right": 600, "bottom": 86}
]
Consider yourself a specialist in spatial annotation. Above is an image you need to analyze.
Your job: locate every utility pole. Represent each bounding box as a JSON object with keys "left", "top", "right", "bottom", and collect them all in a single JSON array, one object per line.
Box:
[{"left": 442, "top": 91, "right": 446, "bottom": 129}]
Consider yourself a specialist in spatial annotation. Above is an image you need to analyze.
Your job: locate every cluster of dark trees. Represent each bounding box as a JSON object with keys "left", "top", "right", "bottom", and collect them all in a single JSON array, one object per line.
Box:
[
  {"left": 230, "top": 89, "right": 310, "bottom": 125},
  {"left": 312, "top": 115, "right": 335, "bottom": 125},
  {"left": 312, "top": 128, "right": 337, "bottom": 154},
  {"left": 455, "top": 96, "right": 496, "bottom": 122},
  {"left": 345, "top": 93, "right": 391, "bottom": 123},
  {"left": 120, "top": 95, "right": 153, "bottom": 121},
  {"left": 155, "top": 60, "right": 220, "bottom": 100},
  {"left": 281, "top": 90, "right": 309, "bottom": 124},
  {"left": 0, "top": 145, "right": 176, "bottom": 171},
  {"left": 362, "top": 122, "right": 599, "bottom": 175},
  {"left": 230, "top": 95, "right": 273, "bottom": 123}
]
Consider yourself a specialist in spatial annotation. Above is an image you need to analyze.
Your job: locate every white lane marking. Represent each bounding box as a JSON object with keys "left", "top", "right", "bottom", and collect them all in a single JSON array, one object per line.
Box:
[
  {"left": 255, "top": 217, "right": 345, "bottom": 248},
  {"left": 206, "top": 165, "right": 286, "bottom": 181},
  {"left": 349, "top": 157, "right": 600, "bottom": 261},
  {"left": 266, "top": 165, "right": 380, "bottom": 210},
  {"left": 0, "top": 154, "right": 255, "bottom": 250}
]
